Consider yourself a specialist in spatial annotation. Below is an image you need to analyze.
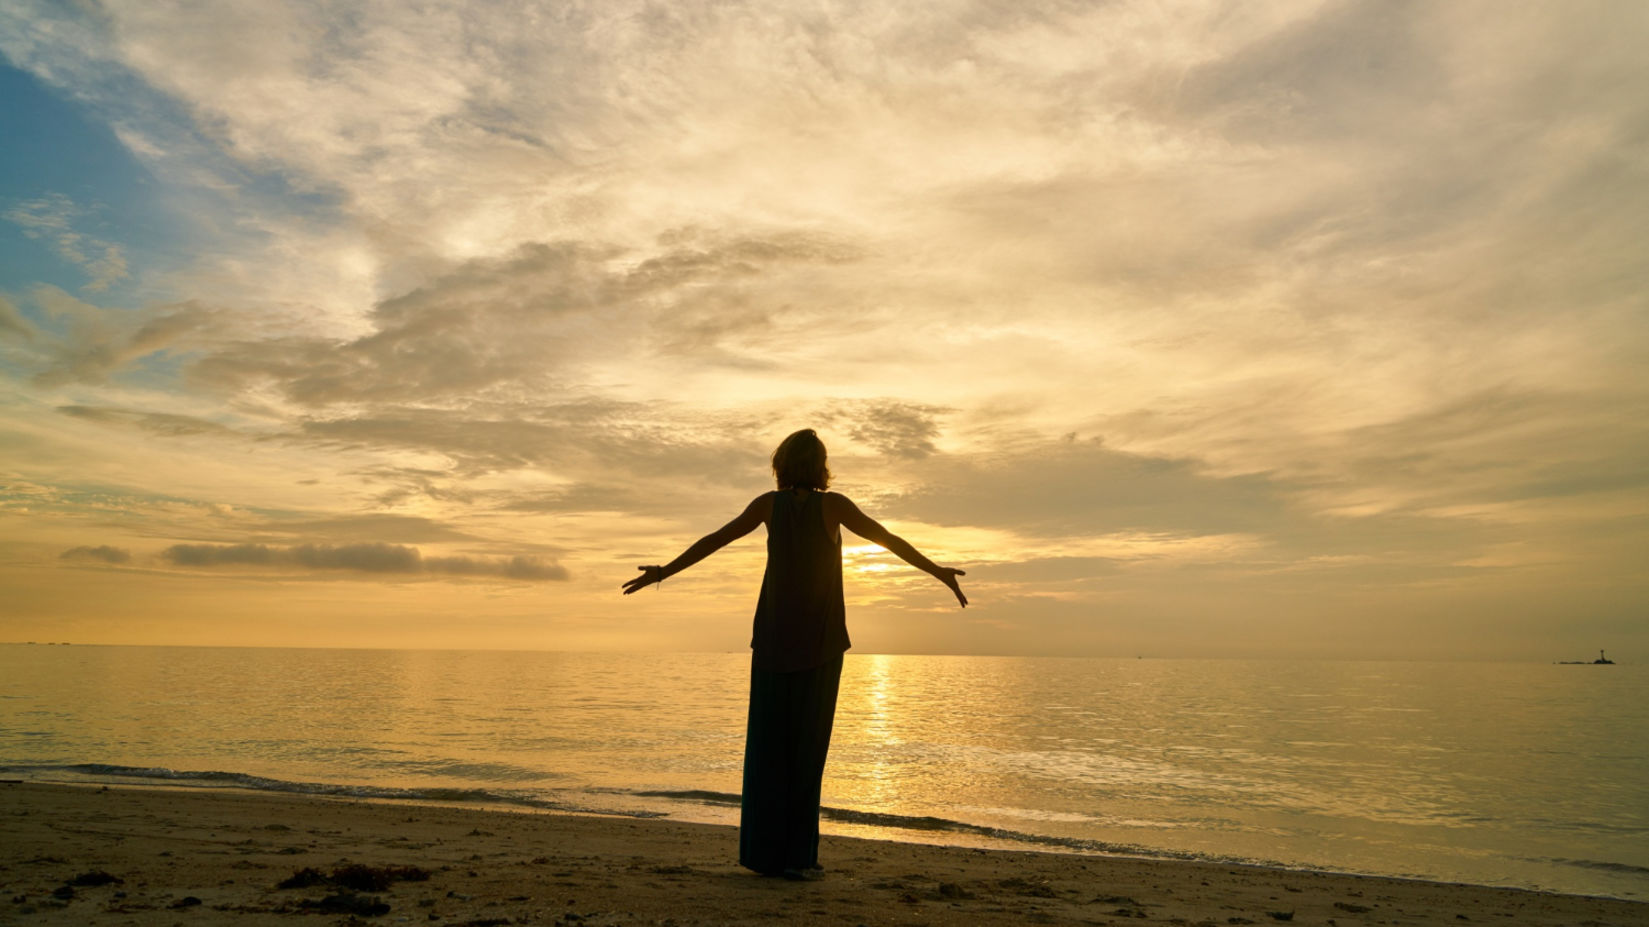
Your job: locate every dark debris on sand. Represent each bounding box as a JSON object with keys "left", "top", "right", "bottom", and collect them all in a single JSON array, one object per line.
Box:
[
  {"left": 332, "top": 862, "right": 432, "bottom": 891},
  {"left": 66, "top": 870, "right": 124, "bottom": 887},
  {"left": 276, "top": 867, "right": 330, "bottom": 889},
  {"left": 276, "top": 862, "right": 431, "bottom": 892},
  {"left": 298, "top": 891, "right": 391, "bottom": 916},
  {"left": 272, "top": 862, "right": 432, "bottom": 918}
]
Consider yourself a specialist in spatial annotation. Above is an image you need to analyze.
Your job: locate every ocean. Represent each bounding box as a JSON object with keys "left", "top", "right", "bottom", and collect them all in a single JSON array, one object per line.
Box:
[{"left": 2, "top": 644, "right": 1644, "bottom": 900}]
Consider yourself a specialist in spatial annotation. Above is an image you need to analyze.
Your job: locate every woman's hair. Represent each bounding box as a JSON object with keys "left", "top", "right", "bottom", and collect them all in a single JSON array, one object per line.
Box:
[{"left": 771, "top": 429, "right": 831, "bottom": 490}]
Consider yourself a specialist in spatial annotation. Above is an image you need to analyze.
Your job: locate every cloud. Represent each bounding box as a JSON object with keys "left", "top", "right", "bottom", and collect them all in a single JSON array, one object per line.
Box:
[
  {"left": 828, "top": 400, "right": 949, "bottom": 460},
  {"left": 3, "top": 193, "right": 129, "bottom": 292},
  {"left": 891, "top": 436, "right": 1288, "bottom": 538},
  {"left": 186, "top": 242, "right": 619, "bottom": 407},
  {"left": 497, "top": 483, "right": 639, "bottom": 514},
  {"left": 287, "top": 542, "right": 420, "bottom": 572},
  {"left": 425, "top": 554, "right": 567, "bottom": 581},
  {"left": 187, "top": 228, "right": 866, "bottom": 412},
  {"left": 1161, "top": 0, "right": 1444, "bottom": 144},
  {"left": 10, "top": 292, "right": 223, "bottom": 388},
  {"left": 163, "top": 543, "right": 277, "bottom": 567},
  {"left": 1297, "top": 385, "right": 1649, "bottom": 519},
  {"left": 0, "top": 295, "right": 35, "bottom": 340},
  {"left": 365, "top": 468, "right": 480, "bottom": 508},
  {"left": 58, "top": 405, "right": 230, "bottom": 437},
  {"left": 160, "top": 541, "right": 566, "bottom": 581},
  {"left": 259, "top": 514, "right": 479, "bottom": 545},
  {"left": 973, "top": 555, "right": 1122, "bottom": 584},
  {"left": 60, "top": 544, "right": 131, "bottom": 564},
  {"left": 879, "top": 431, "right": 1547, "bottom": 596}
]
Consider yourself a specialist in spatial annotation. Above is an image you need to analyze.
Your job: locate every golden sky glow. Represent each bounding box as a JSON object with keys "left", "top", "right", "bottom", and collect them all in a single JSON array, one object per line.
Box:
[{"left": 2, "top": 1, "right": 1645, "bottom": 659}]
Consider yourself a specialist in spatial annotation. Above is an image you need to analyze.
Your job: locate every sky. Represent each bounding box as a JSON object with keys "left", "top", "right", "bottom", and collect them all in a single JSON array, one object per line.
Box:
[{"left": 1, "top": 0, "right": 1645, "bottom": 660}]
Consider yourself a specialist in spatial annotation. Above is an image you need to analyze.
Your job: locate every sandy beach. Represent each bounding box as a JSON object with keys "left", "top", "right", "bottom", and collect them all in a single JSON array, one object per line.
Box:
[{"left": 2, "top": 782, "right": 1641, "bottom": 926}]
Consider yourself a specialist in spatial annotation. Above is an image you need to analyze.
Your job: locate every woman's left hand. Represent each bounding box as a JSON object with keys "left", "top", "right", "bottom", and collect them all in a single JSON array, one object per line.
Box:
[
  {"left": 937, "top": 567, "right": 968, "bottom": 607},
  {"left": 621, "top": 565, "right": 664, "bottom": 594}
]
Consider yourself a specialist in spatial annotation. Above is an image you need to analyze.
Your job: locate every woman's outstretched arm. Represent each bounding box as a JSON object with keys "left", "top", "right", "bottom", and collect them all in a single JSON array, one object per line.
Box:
[
  {"left": 835, "top": 495, "right": 968, "bottom": 607},
  {"left": 621, "top": 494, "right": 768, "bottom": 594}
]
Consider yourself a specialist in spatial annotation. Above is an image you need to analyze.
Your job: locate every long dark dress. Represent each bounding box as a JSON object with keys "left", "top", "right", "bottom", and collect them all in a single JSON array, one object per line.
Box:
[{"left": 739, "top": 489, "right": 849, "bottom": 874}]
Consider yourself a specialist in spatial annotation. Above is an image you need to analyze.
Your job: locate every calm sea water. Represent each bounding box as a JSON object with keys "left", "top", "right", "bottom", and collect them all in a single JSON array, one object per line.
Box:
[{"left": 2, "top": 645, "right": 1644, "bottom": 899}]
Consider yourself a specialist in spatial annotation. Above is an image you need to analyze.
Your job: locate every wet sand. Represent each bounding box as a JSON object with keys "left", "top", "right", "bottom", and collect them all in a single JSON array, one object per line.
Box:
[{"left": 3, "top": 781, "right": 1642, "bottom": 926}]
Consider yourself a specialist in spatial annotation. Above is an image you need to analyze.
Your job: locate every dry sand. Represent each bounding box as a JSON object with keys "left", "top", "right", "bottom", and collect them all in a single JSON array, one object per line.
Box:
[{"left": 2, "top": 781, "right": 1641, "bottom": 926}]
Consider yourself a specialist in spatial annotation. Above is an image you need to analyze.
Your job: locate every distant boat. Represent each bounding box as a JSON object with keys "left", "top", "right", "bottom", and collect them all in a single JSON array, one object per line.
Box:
[{"left": 1557, "top": 649, "right": 1615, "bottom": 665}]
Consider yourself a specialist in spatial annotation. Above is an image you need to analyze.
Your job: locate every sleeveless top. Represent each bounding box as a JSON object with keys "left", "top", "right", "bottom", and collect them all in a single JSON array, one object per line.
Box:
[{"left": 750, "top": 490, "right": 849, "bottom": 672}]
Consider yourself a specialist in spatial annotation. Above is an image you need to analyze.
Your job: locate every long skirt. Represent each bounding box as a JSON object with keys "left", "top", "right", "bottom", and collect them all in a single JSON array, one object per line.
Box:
[{"left": 738, "top": 654, "right": 844, "bottom": 875}]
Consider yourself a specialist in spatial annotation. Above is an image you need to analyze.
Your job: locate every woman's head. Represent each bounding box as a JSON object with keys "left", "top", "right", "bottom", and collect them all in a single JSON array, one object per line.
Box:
[{"left": 772, "top": 429, "right": 830, "bottom": 490}]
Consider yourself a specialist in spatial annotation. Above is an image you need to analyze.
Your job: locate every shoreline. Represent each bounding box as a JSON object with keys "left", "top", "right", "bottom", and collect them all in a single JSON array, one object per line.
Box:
[
  {"left": 14, "top": 765, "right": 1643, "bottom": 899},
  {"left": 4, "top": 782, "right": 1643, "bottom": 926}
]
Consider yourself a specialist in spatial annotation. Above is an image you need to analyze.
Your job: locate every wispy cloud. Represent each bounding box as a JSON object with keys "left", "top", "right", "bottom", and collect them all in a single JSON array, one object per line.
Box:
[
  {"left": 828, "top": 401, "right": 950, "bottom": 461},
  {"left": 60, "top": 544, "right": 131, "bottom": 564},
  {"left": 0, "top": 295, "right": 34, "bottom": 340},
  {"left": 5, "top": 292, "right": 222, "bottom": 388},
  {"left": 161, "top": 541, "right": 566, "bottom": 581},
  {"left": 3, "top": 193, "right": 128, "bottom": 292},
  {"left": 58, "top": 404, "right": 231, "bottom": 437}
]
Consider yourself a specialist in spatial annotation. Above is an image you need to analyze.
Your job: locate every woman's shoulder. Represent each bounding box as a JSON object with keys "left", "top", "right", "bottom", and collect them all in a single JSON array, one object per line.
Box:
[
  {"left": 819, "top": 491, "right": 858, "bottom": 513},
  {"left": 763, "top": 489, "right": 849, "bottom": 507},
  {"left": 739, "top": 492, "right": 777, "bottom": 524}
]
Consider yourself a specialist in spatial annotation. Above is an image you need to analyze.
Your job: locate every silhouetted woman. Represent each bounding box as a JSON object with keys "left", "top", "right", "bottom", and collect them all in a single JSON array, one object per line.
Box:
[{"left": 622, "top": 428, "right": 967, "bottom": 878}]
